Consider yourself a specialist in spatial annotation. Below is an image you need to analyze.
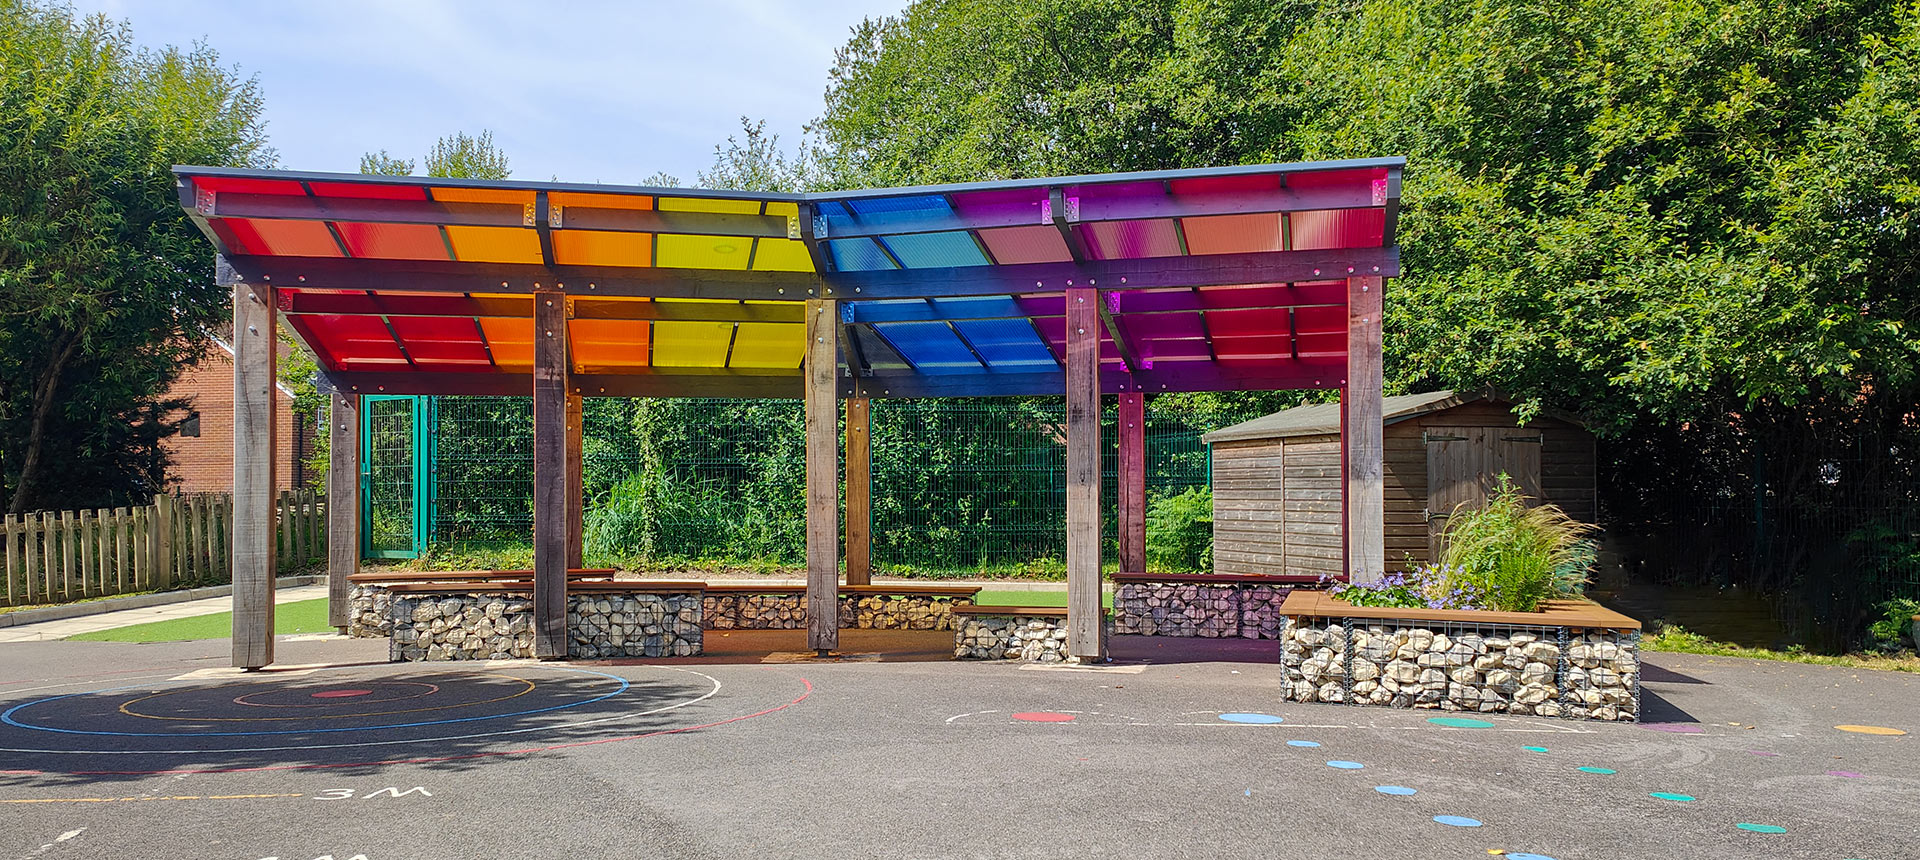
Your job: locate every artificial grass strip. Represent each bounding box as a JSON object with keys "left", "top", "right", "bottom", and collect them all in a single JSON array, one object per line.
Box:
[
  {"left": 68, "top": 598, "right": 334, "bottom": 643},
  {"left": 972, "top": 589, "right": 1111, "bottom": 608}
]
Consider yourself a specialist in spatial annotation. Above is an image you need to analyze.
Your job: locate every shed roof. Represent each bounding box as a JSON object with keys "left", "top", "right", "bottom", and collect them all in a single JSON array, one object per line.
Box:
[
  {"left": 1203, "top": 390, "right": 1477, "bottom": 443},
  {"left": 174, "top": 157, "right": 1403, "bottom": 399}
]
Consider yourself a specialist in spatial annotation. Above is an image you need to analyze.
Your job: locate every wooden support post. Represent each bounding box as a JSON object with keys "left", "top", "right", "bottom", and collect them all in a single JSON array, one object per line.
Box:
[
  {"left": 1117, "top": 392, "right": 1147, "bottom": 574},
  {"left": 230, "top": 262, "right": 278, "bottom": 669},
  {"left": 844, "top": 396, "right": 871, "bottom": 587},
  {"left": 566, "top": 393, "right": 584, "bottom": 570},
  {"left": 532, "top": 290, "right": 569, "bottom": 658},
  {"left": 1065, "top": 287, "right": 1106, "bottom": 661},
  {"left": 1345, "top": 275, "right": 1385, "bottom": 584},
  {"left": 804, "top": 298, "right": 840, "bottom": 654},
  {"left": 327, "top": 391, "right": 360, "bottom": 631}
]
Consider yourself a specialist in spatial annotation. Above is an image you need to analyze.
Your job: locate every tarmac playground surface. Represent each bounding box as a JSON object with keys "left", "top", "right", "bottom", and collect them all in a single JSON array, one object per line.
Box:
[{"left": 0, "top": 630, "right": 1912, "bottom": 860}]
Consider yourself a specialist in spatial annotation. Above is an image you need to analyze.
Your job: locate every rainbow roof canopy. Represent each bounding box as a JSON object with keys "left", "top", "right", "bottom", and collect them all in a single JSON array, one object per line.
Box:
[{"left": 175, "top": 157, "right": 1402, "bottom": 398}]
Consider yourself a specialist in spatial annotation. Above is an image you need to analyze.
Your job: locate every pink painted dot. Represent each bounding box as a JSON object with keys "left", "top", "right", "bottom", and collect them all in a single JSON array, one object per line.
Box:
[
  {"left": 1827, "top": 770, "right": 1864, "bottom": 779},
  {"left": 1012, "top": 712, "right": 1076, "bottom": 723},
  {"left": 1640, "top": 723, "right": 1704, "bottom": 734},
  {"left": 310, "top": 689, "right": 375, "bottom": 699}
]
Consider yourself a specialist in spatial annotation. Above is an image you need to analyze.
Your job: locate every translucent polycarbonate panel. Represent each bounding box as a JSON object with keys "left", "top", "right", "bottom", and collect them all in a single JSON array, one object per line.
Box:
[
  {"left": 976, "top": 225, "right": 1071, "bottom": 264},
  {"left": 554, "top": 230, "right": 652, "bottom": 267},
  {"left": 657, "top": 233, "right": 752, "bottom": 270},
  {"left": 569, "top": 318, "right": 651, "bottom": 371},
  {"left": 751, "top": 238, "right": 815, "bottom": 272},
  {"left": 828, "top": 238, "right": 898, "bottom": 271},
  {"left": 657, "top": 196, "right": 763, "bottom": 215},
  {"left": 877, "top": 231, "right": 990, "bottom": 268},
  {"left": 309, "top": 314, "right": 407, "bottom": 369},
  {"left": 193, "top": 176, "right": 305, "bottom": 196},
  {"left": 952, "top": 318, "right": 1056, "bottom": 369},
  {"left": 651, "top": 320, "right": 733, "bottom": 366},
  {"left": 1077, "top": 219, "right": 1182, "bottom": 260},
  {"left": 874, "top": 322, "right": 981, "bottom": 373},
  {"left": 550, "top": 190, "right": 653, "bottom": 210},
  {"left": 948, "top": 186, "right": 1047, "bottom": 220},
  {"left": 445, "top": 225, "right": 543, "bottom": 264},
  {"left": 1167, "top": 172, "right": 1283, "bottom": 197},
  {"left": 218, "top": 217, "right": 341, "bottom": 257},
  {"left": 764, "top": 200, "right": 799, "bottom": 219},
  {"left": 334, "top": 222, "right": 449, "bottom": 261},
  {"left": 307, "top": 181, "right": 427, "bottom": 201},
  {"left": 478, "top": 317, "right": 534, "bottom": 370},
  {"left": 822, "top": 194, "right": 953, "bottom": 233},
  {"left": 389, "top": 316, "right": 492, "bottom": 368},
  {"left": 727, "top": 322, "right": 805, "bottom": 368},
  {"left": 1180, "top": 213, "right": 1284, "bottom": 255},
  {"left": 427, "top": 186, "right": 534, "bottom": 205},
  {"left": 1203, "top": 308, "right": 1292, "bottom": 338},
  {"left": 1289, "top": 208, "right": 1386, "bottom": 250}
]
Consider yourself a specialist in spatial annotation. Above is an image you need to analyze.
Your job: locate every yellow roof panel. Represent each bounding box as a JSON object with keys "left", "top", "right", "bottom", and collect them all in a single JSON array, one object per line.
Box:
[
  {"left": 752, "top": 238, "right": 815, "bottom": 272},
  {"left": 657, "top": 234, "right": 751, "bottom": 270},
  {"left": 650, "top": 321, "right": 733, "bottom": 367},
  {"left": 657, "top": 196, "right": 763, "bottom": 215},
  {"left": 727, "top": 323, "right": 805, "bottom": 368}
]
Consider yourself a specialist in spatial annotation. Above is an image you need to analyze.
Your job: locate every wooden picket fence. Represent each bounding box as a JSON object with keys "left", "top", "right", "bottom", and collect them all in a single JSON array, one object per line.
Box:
[{"left": 1, "top": 489, "right": 326, "bottom": 607}]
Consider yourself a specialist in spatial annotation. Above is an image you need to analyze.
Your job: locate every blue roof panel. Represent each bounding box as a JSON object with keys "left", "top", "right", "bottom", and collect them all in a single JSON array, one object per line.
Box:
[
  {"left": 874, "top": 322, "right": 981, "bottom": 374},
  {"left": 879, "top": 231, "right": 990, "bottom": 269},
  {"left": 954, "top": 318, "right": 1057, "bottom": 370},
  {"left": 828, "top": 238, "right": 897, "bottom": 272}
]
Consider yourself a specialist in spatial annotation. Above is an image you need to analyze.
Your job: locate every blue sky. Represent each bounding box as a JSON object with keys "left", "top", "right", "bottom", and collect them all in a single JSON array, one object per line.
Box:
[{"left": 71, "top": 0, "right": 904, "bottom": 184}]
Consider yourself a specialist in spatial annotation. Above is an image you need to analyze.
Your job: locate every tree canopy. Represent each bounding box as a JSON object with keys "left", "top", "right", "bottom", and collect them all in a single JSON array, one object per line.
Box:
[{"left": 0, "top": 0, "right": 270, "bottom": 511}]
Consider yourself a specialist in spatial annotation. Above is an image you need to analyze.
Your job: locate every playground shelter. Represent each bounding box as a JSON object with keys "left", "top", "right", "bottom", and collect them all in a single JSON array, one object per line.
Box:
[{"left": 172, "top": 157, "right": 1404, "bottom": 669}]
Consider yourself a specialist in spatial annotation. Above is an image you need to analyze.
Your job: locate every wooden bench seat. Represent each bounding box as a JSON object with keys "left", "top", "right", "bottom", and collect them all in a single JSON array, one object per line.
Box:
[
  {"left": 1110, "top": 571, "right": 1332, "bottom": 586},
  {"left": 348, "top": 568, "right": 617, "bottom": 585},
  {"left": 701, "top": 583, "right": 808, "bottom": 594},
  {"left": 382, "top": 579, "right": 704, "bottom": 595},
  {"left": 841, "top": 584, "right": 981, "bottom": 597}
]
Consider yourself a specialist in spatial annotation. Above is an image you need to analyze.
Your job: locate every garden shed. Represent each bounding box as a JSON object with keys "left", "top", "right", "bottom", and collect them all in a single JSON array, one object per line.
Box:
[{"left": 1203, "top": 390, "right": 1596, "bottom": 577}]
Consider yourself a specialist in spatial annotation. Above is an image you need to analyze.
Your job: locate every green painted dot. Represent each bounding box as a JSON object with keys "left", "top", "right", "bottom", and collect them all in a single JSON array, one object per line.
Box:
[
  {"left": 1577, "top": 766, "right": 1616, "bottom": 774},
  {"left": 1649, "top": 792, "right": 1695, "bottom": 802},
  {"left": 1427, "top": 717, "right": 1496, "bottom": 728},
  {"left": 1735, "top": 823, "right": 1786, "bottom": 834},
  {"left": 1523, "top": 745, "right": 1549, "bottom": 752}
]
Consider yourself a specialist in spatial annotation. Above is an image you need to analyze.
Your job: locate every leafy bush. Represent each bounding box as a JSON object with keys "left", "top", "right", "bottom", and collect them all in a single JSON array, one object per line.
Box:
[
  {"left": 1146, "top": 487, "right": 1213, "bottom": 573},
  {"left": 1867, "top": 598, "right": 1920, "bottom": 649}
]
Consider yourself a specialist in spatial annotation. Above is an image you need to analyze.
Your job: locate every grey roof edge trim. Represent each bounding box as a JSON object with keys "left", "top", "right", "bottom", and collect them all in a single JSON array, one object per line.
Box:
[
  {"left": 171, "top": 156, "right": 1407, "bottom": 207},
  {"left": 1201, "top": 387, "right": 1586, "bottom": 444}
]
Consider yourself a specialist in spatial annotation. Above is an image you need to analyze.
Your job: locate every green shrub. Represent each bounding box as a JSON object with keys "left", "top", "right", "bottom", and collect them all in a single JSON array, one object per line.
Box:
[
  {"left": 1867, "top": 598, "right": 1920, "bottom": 649},
  {"left": 1431, "top": 475, "right": 1595, "bottom": 613},
  {"left": 1146, "top": 487, "right": 1213, "bottom": 573}
]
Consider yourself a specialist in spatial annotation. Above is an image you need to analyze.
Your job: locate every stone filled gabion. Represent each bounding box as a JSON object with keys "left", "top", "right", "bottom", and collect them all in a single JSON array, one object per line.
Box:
[
  {"left": 1111, "top": 581, "right": 1289, "bottom": 639},
  {"left": 388, "top": 592, "right": 703, "bottom": 661},
  {"left": 348, "top": 584, "right": 393, "bottom": 638},
  {"left": 953, "top": 614, "right": 1073, "bottom": 662},
  {"left": 701, "top": 593, "right": 973, "bottom": 631},
  {"left": 1280, "top": 618, "right": 1638, "bottom": 722}
]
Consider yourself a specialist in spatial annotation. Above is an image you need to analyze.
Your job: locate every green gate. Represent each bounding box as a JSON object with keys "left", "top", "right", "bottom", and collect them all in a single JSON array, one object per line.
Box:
[{"left": 361, "top": 395, "right": 436, "bottom": 559}]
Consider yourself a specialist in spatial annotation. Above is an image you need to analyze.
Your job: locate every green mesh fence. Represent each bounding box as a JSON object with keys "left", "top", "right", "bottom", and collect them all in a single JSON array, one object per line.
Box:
[
  {"left": 409, "top": 396, "right": 1262, "bottom": 572},
  {"left": 364, "top": 397, "right": 418, "bottom": 556}
]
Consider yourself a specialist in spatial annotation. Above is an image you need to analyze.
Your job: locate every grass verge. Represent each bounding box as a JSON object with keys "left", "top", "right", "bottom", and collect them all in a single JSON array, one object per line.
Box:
[
  {"left": 67, "top": 598, "right": 334, "bottom": 643},
  {"left": 1643, "top": 625, "right": 1920, "bottom": 674}
]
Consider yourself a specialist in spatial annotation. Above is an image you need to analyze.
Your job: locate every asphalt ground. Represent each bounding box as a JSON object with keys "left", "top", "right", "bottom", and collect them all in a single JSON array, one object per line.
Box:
[{"left": 0, "top": 633, "right": 1913, "bottom": 860}]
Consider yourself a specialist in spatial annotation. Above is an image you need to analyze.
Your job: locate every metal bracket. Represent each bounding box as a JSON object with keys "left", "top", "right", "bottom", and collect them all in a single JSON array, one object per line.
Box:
[
  {"left": 549, "top": 204, "right": 564, "bottom": 229},
  {"left": 196, "top": 188, "right": 217, "bottom": 216},
  {"left": 787, "top": 215, "right": 801, "bottom": 240},
  {"left": 522, "top": 203, "right": 536, "bottom": 227}
]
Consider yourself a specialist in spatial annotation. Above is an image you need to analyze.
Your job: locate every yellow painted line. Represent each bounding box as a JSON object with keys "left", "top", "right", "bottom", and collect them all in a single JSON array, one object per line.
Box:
[
  {"left": 1, "top": 793, "right": 302, "bottom": 804},
  {"left": 1835, "top": 724, "right": 1907, "bottom": 736}
]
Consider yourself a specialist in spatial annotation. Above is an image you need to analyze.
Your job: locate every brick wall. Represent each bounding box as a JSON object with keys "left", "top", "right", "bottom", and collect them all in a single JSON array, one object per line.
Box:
[{"left": 159, "top": 339, "right": 303, "bottom": 494}]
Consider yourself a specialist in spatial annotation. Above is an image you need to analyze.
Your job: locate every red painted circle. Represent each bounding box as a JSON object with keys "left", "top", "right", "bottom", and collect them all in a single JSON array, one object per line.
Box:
[
  {"left": 1012, "top": 712, "right": 1076, "bottom": 723},
  {"left": 310, "top": 689, "right": 375, "bottom": 699}
]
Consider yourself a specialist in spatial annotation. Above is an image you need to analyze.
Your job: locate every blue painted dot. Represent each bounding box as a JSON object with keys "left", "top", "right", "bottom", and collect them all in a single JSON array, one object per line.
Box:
[
  {"left": 1735, "top": 823, "right": 1786, "bottom": 834},
  {"left": 1433, "top": 815, "right": 1483, "bottom": 827},
  {"left": 1577, "top": 766, "right": 1617, "bottom": 775},
  {"left": 1374, "top": 785, "right": 1417, "bottom": 796},
  {"left": 1427, "top": 716, "right": 1496, "bottom": 728},
  {"left": 1523, "top": 745, "right": 1549, "bottom": 753},
  {"left": 1650, "top": 792, "right": 1695, "bottom": 802},
  {"left": 1326, "top": 760, "right": 1365, "bottom": 770},
  {"left": 1219, "top": 713, "right": 1285, "bottom": 724},
  {"left": 1286, "top": 740, "right": 1321, "bottom": 748}
]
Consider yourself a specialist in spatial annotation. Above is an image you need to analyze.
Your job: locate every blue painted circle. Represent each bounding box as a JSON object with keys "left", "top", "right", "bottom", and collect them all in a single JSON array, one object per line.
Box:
[
  {"left": 0, "top": 667, "right": 631, "bottom": 738},
  {"left": 1286, "top": 740, "right": 1321, "bottom": 747},
  {"left": 1326, "top": 760, "right": 1365, "bottom": 769},
  {"left": 1374, "top": 785, "right": 1417, "bottom": 796},
  {"left": 1577, "top": 766, "right": 1617, "bottom": 775},
  {"left": 1426, "top": 716, "right": 1496, "bottom": 728},
  {"left": 1433, "top": 815, "right": 1483, "bottom": 827},
  {"left": 1219, "top": 713, "right": 1285, "bottom": 724}
]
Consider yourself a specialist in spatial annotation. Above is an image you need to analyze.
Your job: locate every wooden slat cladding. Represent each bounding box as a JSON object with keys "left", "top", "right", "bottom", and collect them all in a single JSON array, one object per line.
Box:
[{"left": 1211, "top": 397, "right": 1597, "bottom": 577}]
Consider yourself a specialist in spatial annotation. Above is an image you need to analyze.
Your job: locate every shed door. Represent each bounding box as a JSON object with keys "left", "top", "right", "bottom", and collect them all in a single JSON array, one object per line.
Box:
[{"left": 1424, "top": 426, "right": 1543, "bottom": 558}]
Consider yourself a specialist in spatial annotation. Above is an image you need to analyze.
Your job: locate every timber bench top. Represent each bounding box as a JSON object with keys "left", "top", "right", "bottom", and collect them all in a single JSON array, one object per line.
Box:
[
  {"left": 700, "top": 583, "right": 982, "bottom": 596},
  {"left": 350, "top": 568, "right": 616, "bottom": 584},
  {"left": 383, "top": 580, "right": 705, "bottom": 595},
  {"left": 1281, "top": 590, "right": 1641, "bottom": 631},
  {"left": 1112, "top": 572, "right": 1334, "bottom": 586}
]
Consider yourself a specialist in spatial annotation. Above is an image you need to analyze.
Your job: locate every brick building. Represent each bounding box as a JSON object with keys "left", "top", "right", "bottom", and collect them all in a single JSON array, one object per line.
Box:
[{"left": 160, "top": 337, "right": 316, "bottom": 493}]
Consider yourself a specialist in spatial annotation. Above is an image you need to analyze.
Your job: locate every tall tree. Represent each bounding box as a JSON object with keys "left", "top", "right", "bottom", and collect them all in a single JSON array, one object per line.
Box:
[
  {"left": 0, "top": 0, "right": 270, "bottom": 511},
  {"left": 424, "top": 130, "right": 511, "bottom": 179}
]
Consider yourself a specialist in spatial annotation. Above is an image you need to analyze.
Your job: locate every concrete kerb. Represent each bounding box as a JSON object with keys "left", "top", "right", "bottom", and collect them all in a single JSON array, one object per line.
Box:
[{"left": 0, "top": 574, "right": 327, "bottom": 629}]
